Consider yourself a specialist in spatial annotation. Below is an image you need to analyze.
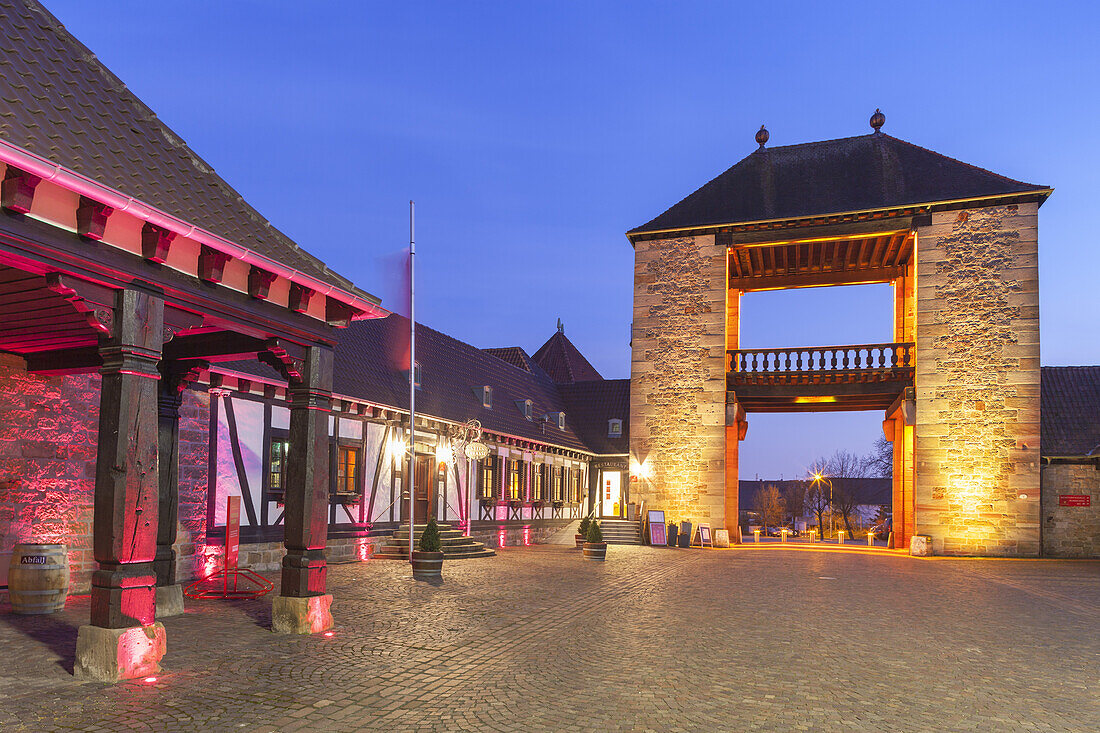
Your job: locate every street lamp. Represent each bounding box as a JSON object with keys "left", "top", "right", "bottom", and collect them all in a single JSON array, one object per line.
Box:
[{"left": 811, "top": 471, "right": 834, "bottom": 539}]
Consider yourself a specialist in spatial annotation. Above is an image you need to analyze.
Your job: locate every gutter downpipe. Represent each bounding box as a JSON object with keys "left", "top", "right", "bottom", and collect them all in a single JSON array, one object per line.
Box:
[{"left": 0, "top": 139, "right": 386, "bottom": 319}]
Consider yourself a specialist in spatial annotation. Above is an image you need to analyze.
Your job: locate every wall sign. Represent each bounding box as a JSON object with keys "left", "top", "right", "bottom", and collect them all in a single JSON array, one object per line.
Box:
[{"left": 1059, "top": 494, "right": 1091, "bottom": 507}]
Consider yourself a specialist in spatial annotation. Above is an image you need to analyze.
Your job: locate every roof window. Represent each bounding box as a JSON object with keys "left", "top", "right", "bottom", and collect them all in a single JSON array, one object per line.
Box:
[{"left": 608, "top": 419, "right": 622, "bottom": 437}]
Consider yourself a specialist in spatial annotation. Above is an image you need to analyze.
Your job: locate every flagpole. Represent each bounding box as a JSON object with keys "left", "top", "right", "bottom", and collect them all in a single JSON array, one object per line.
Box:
[{"left": 408, "top": 200, "right": 416, "bottom": 562}]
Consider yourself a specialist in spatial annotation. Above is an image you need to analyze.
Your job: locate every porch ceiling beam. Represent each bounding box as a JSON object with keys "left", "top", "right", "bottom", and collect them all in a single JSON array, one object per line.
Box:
[
  {"left": 729, "top": 266, "right": 905, "bottom": 292},
  {"left": 24, "top": 345, "right": 102, "bottom": 375},
  {"left": 0, "top": 212, "right": 336, "bottom": 346},
  {"left": 725, "top": 219, "right": 914, "bottom": 246},
  {"left": 163, "top": 331, "right": 273, "bottom": 362}
]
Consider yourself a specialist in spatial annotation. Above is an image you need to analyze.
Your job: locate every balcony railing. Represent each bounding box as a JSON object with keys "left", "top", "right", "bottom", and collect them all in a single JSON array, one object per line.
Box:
[{"left": 728, "top": 343, "right": 914, "bottom": 385}]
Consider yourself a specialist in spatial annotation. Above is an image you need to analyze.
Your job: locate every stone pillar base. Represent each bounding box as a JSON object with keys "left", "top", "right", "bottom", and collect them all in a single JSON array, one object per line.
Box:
[
  {"left": 155, "top": 584, "right": 185, "bottom": 618},
  {"left": 272, "top": 594, "right": 333, "bottom": 635},
  {"left": 74, "top": 623, "right": 166, "bottom": 683},
  {"left": 910, "top": 535, "right": 933, "bottom": 557}
]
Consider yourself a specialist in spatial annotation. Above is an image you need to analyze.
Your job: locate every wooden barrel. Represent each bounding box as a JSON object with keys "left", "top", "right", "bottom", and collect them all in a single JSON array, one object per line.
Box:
[
  {"left": 582, "top": 542, "right": 607, "bottom": 561},
  {"left": 8, "top": 544, "right": 69, "bottom": 615}
]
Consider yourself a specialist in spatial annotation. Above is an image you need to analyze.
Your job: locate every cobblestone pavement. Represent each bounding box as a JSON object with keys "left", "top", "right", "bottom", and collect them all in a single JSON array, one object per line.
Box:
[{"left": 1, "top": 546, "right": 1098, "bottom": 732}]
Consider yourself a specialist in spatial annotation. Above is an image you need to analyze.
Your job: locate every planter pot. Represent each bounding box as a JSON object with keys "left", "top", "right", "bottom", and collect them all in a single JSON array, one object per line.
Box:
[
  {"left": 666, "top": 526, "right": 678, "bottom": 547},
  {"left": 8, "top": 543, "right": 69, "bottom": 614},
  {"left": 411, "top": 550, "right": 444, "bottom": 581},
  {"left": 582, "top": 542, "right": 607, "bottom": 561},
  {"left": 574, "top": 534, "right": 586, "bottom": 548}
]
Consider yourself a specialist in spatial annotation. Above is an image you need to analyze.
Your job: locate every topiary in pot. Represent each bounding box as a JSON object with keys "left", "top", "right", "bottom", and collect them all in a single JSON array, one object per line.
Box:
[
  {"left": 583, "top": 519, "right": 607, "bottom": 561},
  {"left": 412, "top": 516, "right": 444, "bottom": 581},
  {"left": 575, "top": 515, "right": 591, "bottom": 549}
]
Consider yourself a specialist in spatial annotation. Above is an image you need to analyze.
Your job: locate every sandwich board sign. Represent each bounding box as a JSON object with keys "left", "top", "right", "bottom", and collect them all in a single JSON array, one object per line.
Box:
[
  {"left": 647, "top": 510, "right": 666, "bottom": 545},
  {"left": 696, "top": 523, "right": 712, "bottom": 548}
]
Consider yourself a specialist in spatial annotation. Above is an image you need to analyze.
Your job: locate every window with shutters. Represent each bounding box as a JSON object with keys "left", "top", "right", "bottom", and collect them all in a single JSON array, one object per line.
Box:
[
  {"left": 551, "top": 465, "right": 563, "bottom": 502},
  {"left": 508, "top": 459, "right": 523, "bottom": 501},
  {"left": 479, "top": 456, "right": 497, "bottom": 499},
  {"left": 532, "top": 464, "right": 545, "bottom": 502}
]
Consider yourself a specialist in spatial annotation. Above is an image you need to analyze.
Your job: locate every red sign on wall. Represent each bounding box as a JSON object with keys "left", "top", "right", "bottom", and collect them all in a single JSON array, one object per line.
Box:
[
  {"left": 225, "top": 495, "right": 241, "bottom": 568},
  {"left": 1058, "top": 494, "right": 1091, "bottom": 507}
]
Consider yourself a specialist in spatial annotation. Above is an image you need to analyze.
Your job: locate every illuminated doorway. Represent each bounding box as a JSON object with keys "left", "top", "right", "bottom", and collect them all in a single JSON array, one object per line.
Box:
[{"left": 600, "top": 470, "right": 622, "bottom": 518}]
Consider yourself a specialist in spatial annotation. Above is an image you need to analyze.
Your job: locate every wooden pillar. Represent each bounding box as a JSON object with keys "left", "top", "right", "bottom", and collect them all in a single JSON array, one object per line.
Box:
[
  {"left": 273, "top": 345, "right": 335, "bottom": 634},
  {"left": 75, "top": 289, "right": 167, "bottom": 682},
  {"left": 154, "top": 362, "right": 203, "bottom": 617}
]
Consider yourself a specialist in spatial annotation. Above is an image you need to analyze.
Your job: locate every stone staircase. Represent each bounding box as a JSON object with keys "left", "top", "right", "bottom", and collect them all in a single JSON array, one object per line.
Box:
[
  {"left": 374, "top": 523, "right": 496, "bottom": 560},
  {"left": 597, "top": 518, "right": 643, "bottom": 545}
]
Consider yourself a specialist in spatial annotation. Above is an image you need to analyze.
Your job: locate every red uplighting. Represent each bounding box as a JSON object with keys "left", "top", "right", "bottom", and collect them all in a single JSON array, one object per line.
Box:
[
  {"left": 323, "top": 631, "right": 334, "bottom": 637},
  {"left": 143, "top": 676, "right": 158, "bottom": 684}
]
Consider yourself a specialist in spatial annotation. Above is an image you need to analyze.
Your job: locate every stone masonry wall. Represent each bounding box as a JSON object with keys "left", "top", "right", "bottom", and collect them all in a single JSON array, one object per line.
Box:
[
  {"left": 914, "top": 203, "right": 1041, "bottom": 556},
  {"left": 630, "top": 234, "right": 727, "bottom": 527},
  {"left": 1040, "top": 462, "right": 1099, "bottom": 557},
  {"left": 0, "top": 353, "right": 99, "bottom": 590}
]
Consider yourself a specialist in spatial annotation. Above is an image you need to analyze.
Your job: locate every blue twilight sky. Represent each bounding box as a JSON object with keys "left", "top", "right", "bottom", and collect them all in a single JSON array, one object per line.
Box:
[{"left": 44, "top": 1, "right": 1100, "bottom": 479}]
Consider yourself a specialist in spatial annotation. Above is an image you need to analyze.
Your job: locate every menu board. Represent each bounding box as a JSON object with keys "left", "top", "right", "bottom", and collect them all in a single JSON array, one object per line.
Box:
[
  {"left": 697, "top": 524, "right": 712, "bottom": 547},
  {"left": 647, "top": 510, "right": 666, "bottom": 545}
]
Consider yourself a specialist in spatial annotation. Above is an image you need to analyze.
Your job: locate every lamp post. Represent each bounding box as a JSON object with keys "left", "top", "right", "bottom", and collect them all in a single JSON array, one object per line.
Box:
[{"left": 812, "top": 472, "right": 834, "bottom": 539}]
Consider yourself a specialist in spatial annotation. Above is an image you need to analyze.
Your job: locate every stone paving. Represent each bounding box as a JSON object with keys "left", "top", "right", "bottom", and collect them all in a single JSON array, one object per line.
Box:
[{"left": 1, "top": 545, "right": 1098, "bottom": 732}]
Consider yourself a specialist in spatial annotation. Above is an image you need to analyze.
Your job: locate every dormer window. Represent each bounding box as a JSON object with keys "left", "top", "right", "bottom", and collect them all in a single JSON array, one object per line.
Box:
[
  {"left": 405, "top": 361, "right": 422, "bottom": 388},
  {"left": 474, "top": 385, "right": 492, "bottom": 409},
  {"left": 556, "top": 412, "right": 566, "bottom": 430},
  {"left": 608, "top": 419, "right": 622, "bottom": 437},
  {"left": 524, "top": 399, "right": 532, "bottom": 419}
]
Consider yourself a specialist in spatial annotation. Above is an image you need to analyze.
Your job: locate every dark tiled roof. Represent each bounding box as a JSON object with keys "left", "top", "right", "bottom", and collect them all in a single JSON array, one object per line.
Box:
[
  {"left": 331, "top": 315, "right": 590, "bottom": 451},
  {"left": 1041, "top": 367, "right": 1100, "bottom": 457},
  {"left": 630, "top": 133, "right": 1050, "bottom": 235},
  {"left": 557, "top": 379, "right": 630, "bottom": 456},
  {"left": 483, "top": 347, "right": 533, "bottom": 373},
  {"left": 0, "top": 0, "right": 366, "bottom": 296},
  {"left": 532, "top": 331, "right": 603, "bottom": 384}
]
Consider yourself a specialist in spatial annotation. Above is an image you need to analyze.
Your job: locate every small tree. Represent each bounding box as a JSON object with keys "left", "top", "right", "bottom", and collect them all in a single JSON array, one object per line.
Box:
[
  {"left": 419, "top": 516, "right": 442, "bottom": 553},
  {"left": 781, "top": 483, "right": 805, "bottom": 526},
  {"left": 586, "top": 520, "right": 603, "bottom": 543},
  {"left": 578, "top": 515, "right": 591, "bottom": 537},
  {"left": 754, "top": 485, "right": 785, "bottom": 532},
  {"left": 865, "top": 435, "right": 894, "bottom": 478}
]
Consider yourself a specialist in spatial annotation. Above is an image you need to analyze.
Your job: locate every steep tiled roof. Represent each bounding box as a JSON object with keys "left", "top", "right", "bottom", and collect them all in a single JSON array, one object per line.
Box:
[
  {"left": 483, "top": 347, "right": 534, "bottom": 373},
  {"left": 1041, "top": 367, "right": 1100, "bottom": 458},
  {"left": 557, "top": 379, "right": 629, "bottom": 456},
  {"left": 0, "top": 0, "right": 367, "bottom": 296},
  {"left": 630, "top": 133, "right": 1051, "bottom": 235},
  {"left": 532, "top": 331, "right": 602, "bottom": 384},
  {"left": 331, "top": 315, "right": 590, "bottom": 451}
]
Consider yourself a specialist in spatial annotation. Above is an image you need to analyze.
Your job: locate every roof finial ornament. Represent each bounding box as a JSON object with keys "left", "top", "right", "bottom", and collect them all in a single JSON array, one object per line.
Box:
[
  {"left": 556, "top": 318, "right": 563, "bottom": 334},
  {"left": 755, "top": 124, "right": 769, "bottom": 149},
  {"left": 870, "top": 108, "right": 885, "bottom": 133}
]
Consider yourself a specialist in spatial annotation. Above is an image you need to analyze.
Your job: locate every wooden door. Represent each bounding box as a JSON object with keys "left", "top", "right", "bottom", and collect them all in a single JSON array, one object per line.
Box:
[{"left": 413, "top": 455, "right": 434, "bottom": 524}]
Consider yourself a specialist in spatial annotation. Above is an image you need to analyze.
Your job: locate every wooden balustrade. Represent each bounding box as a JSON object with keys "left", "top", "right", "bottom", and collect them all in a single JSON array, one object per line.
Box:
[{"left": 728, "top": 343, "right": 913, "bottom": 382}]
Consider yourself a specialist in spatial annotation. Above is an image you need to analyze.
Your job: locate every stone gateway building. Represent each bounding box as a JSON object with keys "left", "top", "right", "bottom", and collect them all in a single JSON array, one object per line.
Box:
[{"left": 627, "top": 116, "right": 1055, "bottom": 557}]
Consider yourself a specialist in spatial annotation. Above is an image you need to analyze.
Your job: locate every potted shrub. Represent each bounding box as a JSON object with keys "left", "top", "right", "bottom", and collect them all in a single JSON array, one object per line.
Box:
[
  {"left": 582, "top": 519, "right": 607, "bottom": 561},
  {"left": 575, "top": 515, "right": 591, "bottom": 549},
  {"left": 411, "top": 516, "right": 444, "bottom": 581},
  {"left": 667, "top": 521, "right": 678, "bottom": 547}
]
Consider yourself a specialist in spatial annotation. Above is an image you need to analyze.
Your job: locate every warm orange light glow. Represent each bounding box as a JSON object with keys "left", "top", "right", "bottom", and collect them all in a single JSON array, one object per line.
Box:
[{"left": 795, "top": 396, "right": 838, "bottom": 404}]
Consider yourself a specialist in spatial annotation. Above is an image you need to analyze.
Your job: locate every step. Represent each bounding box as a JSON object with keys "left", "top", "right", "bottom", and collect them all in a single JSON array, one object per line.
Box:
[
  {"left": 392, "top": 530, "right": 465, "bottom": 540},
  {"left": 383, "top": 536, "right": 486, "bottom": 549},
  {"left": 373, "top": 546, "right": 496, "bottom": 560}
]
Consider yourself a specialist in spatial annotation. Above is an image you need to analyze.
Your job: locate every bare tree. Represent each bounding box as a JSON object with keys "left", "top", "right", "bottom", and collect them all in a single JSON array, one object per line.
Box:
[
  {"left": 754, "top": 484, "right": 785, "bottom": 532},
  {"left": 824, "top": 449, "right": 869, "bottom": 478},
  {"left": 805, "top": 480, "right": 830, "bottom": 539},
  {"left": 833, "top": 484, "right": 859, "bottom": 538},
  {"left": 781, "top": 483, "right": 805, "bottom": 526},
  {"left": 864, "top": 435, "right": 893, "bottom": 478}
]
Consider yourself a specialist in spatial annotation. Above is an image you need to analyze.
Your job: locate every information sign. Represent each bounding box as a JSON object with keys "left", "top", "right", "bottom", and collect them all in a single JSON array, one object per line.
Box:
[
  {"left": 225, "top": 495, "right": 241, "bottom": 569},
  {"left": 647, "top": 510, "right": 666, "bottom": 545},
  {"left": 1059, "top": 494, "right": 1091, "bottom": 507},
  {"left": 696, "top": 523, "right": 712, "bottom": 548}
]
